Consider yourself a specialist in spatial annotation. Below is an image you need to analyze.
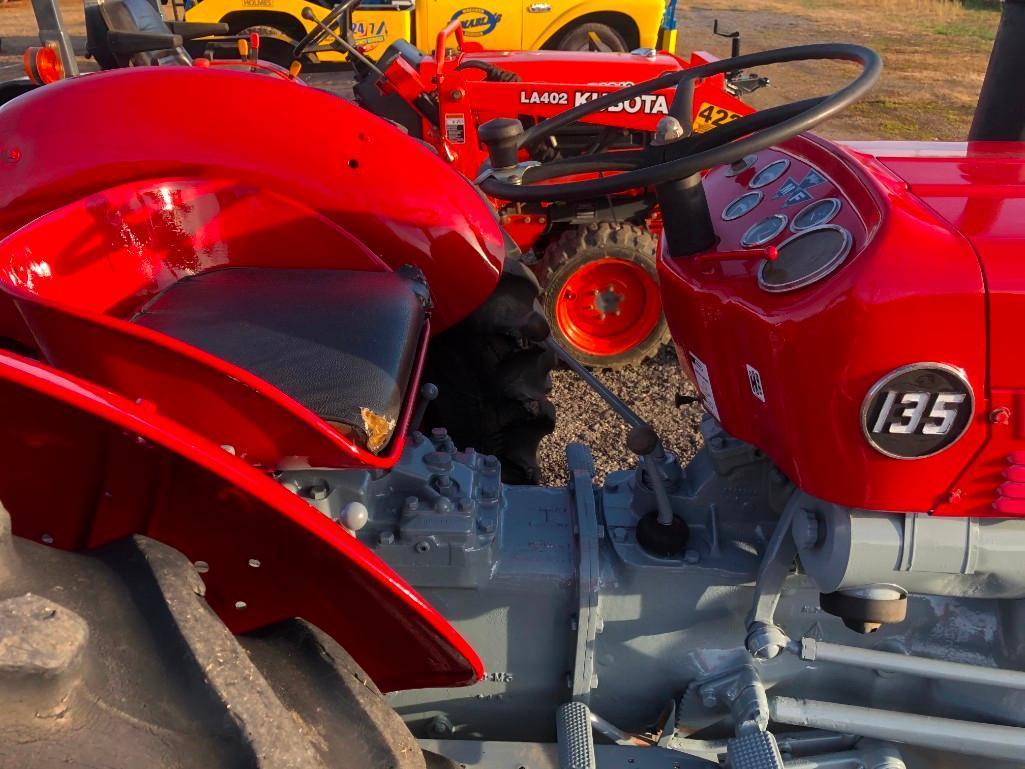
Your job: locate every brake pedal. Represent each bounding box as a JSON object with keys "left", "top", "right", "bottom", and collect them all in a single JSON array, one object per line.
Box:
[
  {"left": 727, "top": 731, "right": 785, "bottom": 769},
  {"left": 557, "top": 701, "right": 596, "bottom": 769}
]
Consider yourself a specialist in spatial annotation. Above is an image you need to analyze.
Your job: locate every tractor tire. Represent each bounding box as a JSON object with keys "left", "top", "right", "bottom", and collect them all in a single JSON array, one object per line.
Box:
[
  {"left": 555, "top": 22, "right": 628, "bottom": 53},
  {"left": 0, "top": 501, "right": 434, "bottom": 769},
  {"left": 421, "top": 259, "right": 556, "bottom": 486},
  {"left": 539, "top": 223, "right": 669, "bottom": 369}
]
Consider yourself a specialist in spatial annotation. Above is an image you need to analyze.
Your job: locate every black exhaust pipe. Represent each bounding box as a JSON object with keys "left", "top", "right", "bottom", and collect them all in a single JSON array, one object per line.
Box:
[{"left": 969, "top": 0, "right": 1025, "bottom": 142}]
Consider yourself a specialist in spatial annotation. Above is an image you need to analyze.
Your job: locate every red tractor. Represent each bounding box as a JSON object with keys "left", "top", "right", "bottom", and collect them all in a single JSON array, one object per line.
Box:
[
  {"left": 337, "top": 1, "right": 758, "bottom": 367},
  {"left": 24, "top": 0, "right": 759, "bottom": 367},
  {"left": 3, "top": 2, "right": 1025, "bottom": 768}
]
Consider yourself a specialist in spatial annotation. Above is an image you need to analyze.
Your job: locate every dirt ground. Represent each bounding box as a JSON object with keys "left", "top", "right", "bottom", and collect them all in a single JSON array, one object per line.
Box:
[
  {"left": 678, "top": 0, "right": 1000, "bottom": 140},
  {"left": 0, "top": 0, "right": 1004, "bottom": 483}
]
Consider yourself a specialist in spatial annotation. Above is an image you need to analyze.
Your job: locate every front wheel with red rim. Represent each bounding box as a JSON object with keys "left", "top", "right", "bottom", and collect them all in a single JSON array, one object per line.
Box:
[{"left": 540, "top": 223, "right": 668, "bottom": 369}]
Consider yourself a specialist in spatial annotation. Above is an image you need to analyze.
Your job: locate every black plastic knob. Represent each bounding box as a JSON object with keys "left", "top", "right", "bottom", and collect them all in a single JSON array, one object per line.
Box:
[
  {"left": 627, "top": 424, "right": 659, "bottom": 457},
  {"left": 478, "top": 118, "right": 525, "bottom": 170}
]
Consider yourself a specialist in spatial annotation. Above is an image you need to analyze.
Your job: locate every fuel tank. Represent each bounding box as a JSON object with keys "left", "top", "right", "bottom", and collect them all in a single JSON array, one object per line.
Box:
[{"left": 657, "top": 136, "right": 1025, "bottom": 517}]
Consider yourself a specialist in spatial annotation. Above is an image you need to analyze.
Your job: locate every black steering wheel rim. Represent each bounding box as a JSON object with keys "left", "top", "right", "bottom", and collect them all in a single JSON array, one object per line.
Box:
[{"left": 479, "top": 43, "right": 882, "bottom": 203}]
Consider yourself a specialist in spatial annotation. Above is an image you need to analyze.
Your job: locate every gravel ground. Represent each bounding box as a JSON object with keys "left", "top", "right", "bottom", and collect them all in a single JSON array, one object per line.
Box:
[{"left": 538, "top": 348, "right": 706, "bottom": 486}]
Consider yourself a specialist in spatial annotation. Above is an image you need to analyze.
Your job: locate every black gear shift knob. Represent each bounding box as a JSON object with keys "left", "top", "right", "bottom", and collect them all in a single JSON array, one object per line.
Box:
[{"left": 478, "top": 118, "right": 525, "bottom": 170}]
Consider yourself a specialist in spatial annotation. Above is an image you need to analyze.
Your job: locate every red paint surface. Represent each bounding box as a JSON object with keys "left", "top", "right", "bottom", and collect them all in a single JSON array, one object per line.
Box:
[
  {"left": 380, "top": 47, "right": 751, "bottom": 251},
  {"left": 554, "top": 257, "right": 662, "bottom": 356},
  {"left": 0, "top": 178, "right": 424, "bottom": 471},
  {"left": 0, "top": 351, "right": 482, "bottom": 691},
  {"left": 658, "top": 135, "right": 1025, "bottom": 516},
  {"left": 0, "top": 66, "right": 506, "bottom": 331}
]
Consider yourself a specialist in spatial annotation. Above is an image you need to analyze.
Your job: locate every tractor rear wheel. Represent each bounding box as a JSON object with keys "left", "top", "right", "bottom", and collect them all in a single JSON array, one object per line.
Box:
[
  {"left": 0, "top": 503, "right": 438, "bottom": 768},
  {"left": 555, "top": 22, "right": 628, "bottom": 52},
  {"left": 540, "top": 223, "right": 668, "bottom": 369},
  {"left": 421, "top": 259, "right": 556, "bottom": 486}
]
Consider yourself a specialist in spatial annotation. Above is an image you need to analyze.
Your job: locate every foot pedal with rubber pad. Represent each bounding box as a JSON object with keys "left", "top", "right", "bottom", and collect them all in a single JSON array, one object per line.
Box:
[
  {"left": 727, "top": 731, "right": 785, "bottom": 769},
  {"left": 556, "top": 701, "right": 596, "bottom": 769}
]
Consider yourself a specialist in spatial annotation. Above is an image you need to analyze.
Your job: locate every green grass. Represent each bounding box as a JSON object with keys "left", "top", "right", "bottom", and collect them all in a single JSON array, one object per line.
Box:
[{"left": 935, "top": 18, "right": 997, "bottom": 41}]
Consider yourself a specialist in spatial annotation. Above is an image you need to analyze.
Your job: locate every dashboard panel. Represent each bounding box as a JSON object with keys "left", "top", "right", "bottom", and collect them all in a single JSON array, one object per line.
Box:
[{"left": 657, "top": 134, "right": 990, "bottom": 515}]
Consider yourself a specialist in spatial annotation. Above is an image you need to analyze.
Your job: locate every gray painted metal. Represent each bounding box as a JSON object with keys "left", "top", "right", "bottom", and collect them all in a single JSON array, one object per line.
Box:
[
  {"left": 793, "top": 496, "right": 1025, "bottom": 597},
  {"left": 567, "top": 444, "right": 601, "bottom": 702},
  {"left": 799, "top": 637, "right": 1025, "bottom": 690},
  {"left": 770, "top": 696, "right": 1025, "bottom": 762},
  {"left": 281, "top": 417, "right": 1025, "bottom": 768},
  {"left": 419, "top": 739, "right": 718, "bottom": 769}
]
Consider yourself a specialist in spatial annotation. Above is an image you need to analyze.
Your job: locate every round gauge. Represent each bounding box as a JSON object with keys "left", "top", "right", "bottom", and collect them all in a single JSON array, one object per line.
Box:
[
  {"left": 757, "top": 225, "right": 853, "bottom": 293},
  {"left": 741, "top": 214, "right": 788, "bottom": 247},
  {"left": 722, "top": 191, "right": 764, "bottom": 221},
  {"left": 749, "top": 159, "right": 791, "bottom": 189},
  {"left": 792, "top": 197, "right": 842, "bottom": 231},
  {"left": 725, "top": 154, "right": 759, "bottom": 177}
]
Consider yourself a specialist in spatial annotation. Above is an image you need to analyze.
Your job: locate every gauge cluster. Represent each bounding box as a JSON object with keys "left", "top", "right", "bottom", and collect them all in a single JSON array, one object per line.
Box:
[{"left": 702, "top": 145, "right": 865, "bottom": 294}]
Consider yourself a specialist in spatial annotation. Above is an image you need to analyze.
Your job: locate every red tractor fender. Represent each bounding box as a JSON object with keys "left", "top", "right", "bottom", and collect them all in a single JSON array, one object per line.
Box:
[
  {"left": 0, "top": 177, "right": 426, "bottom": 471},
  {"left": 0, "top": 67, "right": 506, "bottom": 333},
  {"left": 0, "top": 350, "right": 483, "bottom": 692}
]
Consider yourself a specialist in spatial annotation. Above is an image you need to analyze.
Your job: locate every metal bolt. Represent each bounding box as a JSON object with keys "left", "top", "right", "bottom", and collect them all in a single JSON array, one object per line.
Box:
[
  {"left": 415, "top": 540, "right": 431, "bottom": 554},
  {"left": 435, "top": 498, "right": 454, "bottom": 514},
  {"left": 451, "top": 88, "right": 464, "bottom": 100},
  {"left": 307, "top": 483, "right": 329, "bottom": 501},
  {"left": 404, "top": 496, "right": 420, "bottom": 514},
  {"left": 700, "top": 689, "right": 717, "bottom": 708},
  {"left": 378, "top": 531, "right": 395, "bottom": 545},
  {"left": 425, "top": 451, "right": 453, "bottom": 470},
  {"left": 458, "top": 497, "right": 475, "bottom": 513},
  {"left": 477, "top": 517, "right": 496, "bottom": 534},
  {"left": 40, "top": 533, "right": 53, "bottom": 545},
  {"left": 652, "top": 116, "right": 686, "bottom": 146},
  {"left": 428, "top": 715, "right": 453, "bottom": 736},
  {"left": 991, "top": 407, "right": 1011, "bottom": 425}
]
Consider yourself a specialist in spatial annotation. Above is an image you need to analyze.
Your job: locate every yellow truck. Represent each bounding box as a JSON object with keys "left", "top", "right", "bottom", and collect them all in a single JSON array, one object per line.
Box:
[{"left": 180, "top": 0, "right": 674, "bottom": 64}]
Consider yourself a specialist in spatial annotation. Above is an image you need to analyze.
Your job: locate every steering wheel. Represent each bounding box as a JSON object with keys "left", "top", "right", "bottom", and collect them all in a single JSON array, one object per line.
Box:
[
  {"left": 293, "top": 0, "right": 359, "bottom": 59},
  {"left": 477, "top": 44, "right": 882, "bottom": 203}
]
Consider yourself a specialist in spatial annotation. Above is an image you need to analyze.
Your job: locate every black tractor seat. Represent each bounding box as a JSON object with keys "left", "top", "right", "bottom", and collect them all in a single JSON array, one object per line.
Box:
[
  {"left": 85, "top": 0, "right": 229, "bottom": 69},
  {"left": 131, "top": 268, "right": 429, "bottom": 453}
]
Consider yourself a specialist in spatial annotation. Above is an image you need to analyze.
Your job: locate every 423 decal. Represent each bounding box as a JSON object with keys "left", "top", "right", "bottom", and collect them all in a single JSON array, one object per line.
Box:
[{"left": 693, "top": 102, "right": 743, "bottom": 133}]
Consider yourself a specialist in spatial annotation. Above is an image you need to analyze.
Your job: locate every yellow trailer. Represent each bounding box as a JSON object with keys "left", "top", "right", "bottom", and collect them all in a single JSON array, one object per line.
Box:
[{"left": 181, "top": 0, "right": 672, "bottom": 64}]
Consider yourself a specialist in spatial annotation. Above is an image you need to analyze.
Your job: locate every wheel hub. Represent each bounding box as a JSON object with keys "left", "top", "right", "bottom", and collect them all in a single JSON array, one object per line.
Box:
[{"left": 554, "top": 257, "right": 662, "bottom": 358}]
